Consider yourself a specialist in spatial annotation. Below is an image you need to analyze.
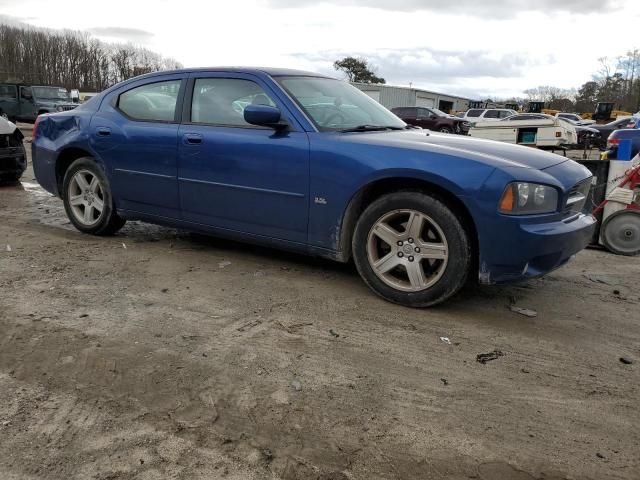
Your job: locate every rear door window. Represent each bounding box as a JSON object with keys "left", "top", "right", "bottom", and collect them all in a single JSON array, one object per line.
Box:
[
  {"left": 0, "top": 85, "right": 17, "bottom": 99},
  {"left": 118, "top": 80, "right": 181, "bottom": 122},
  {"left": 484, "top": 110, "right": 501, "bottom": 119},
  {"left": 466, "top": 109, "right": 483, "bottom": 118}
]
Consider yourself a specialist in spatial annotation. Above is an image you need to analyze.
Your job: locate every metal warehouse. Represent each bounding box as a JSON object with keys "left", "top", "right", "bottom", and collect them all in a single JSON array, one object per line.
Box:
[{"left": 352, "top": 83, "right": 471, "bottom": 114}]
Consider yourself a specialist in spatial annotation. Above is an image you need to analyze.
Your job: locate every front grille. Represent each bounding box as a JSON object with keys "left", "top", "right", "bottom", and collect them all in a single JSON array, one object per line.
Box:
[
  {"left": 564, "top": 178, "right": 592, "bottom": 216},
  {"left": 60, "top": 105, "right": 77, "bottom": 111}
]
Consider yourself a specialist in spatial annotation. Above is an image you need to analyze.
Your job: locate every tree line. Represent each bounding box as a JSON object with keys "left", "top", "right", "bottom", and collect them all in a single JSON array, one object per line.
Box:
[
  {"left": 333, "top": 52, "right": 640, "bottom": 114},
  {"left": 0, "top": 23, "right": 182, "bottom": 92},
  {"left": 511, "top": 51, "right": 640, "bottom": 113}
]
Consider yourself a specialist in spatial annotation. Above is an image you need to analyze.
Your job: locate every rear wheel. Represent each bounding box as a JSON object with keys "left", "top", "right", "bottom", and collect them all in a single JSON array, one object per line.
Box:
[
  {"left": 62, "top": 157, "right": 126, "bottom": 235},
  {"left": 352, "top": 192, "right": 472, "bottom": 307},
  {"left": 602, "top": 210, "right": 640, "bottom": 256}
]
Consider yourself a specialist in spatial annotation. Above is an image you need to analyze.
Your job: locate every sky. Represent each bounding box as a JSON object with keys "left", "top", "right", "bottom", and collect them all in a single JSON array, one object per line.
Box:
[{"left": 1, "top": 0, "right": 639, "bottom": 99}]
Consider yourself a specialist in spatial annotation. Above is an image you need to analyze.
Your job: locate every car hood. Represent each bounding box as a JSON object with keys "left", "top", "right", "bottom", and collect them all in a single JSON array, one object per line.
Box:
[
  {"left": 344, "top": 130, "right": 568, "bottom": 170},
  {"left": 0, "top": 116, "right": 17, "bottom": 135}
]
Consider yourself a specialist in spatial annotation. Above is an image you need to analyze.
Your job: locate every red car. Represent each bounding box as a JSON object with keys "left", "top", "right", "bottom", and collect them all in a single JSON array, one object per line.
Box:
[{"left": 392, "top": 106, "right": 470, "bottom": 134}]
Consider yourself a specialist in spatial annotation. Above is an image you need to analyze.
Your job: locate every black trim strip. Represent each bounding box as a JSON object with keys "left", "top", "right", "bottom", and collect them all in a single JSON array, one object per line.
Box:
[{"left": 178, "top": 177, "right": 304, "bottom": 198}]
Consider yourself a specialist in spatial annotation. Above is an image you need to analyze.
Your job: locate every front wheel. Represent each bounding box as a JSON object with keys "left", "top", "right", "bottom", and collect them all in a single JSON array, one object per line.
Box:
[
  {"left": 62, "top": 157, "right": 126, "bottom": 235},
  {"left": 352, "top": 192, "right": 472, "bottom": 307},
  {"left": 439, "top": 127, "right": 452, "bottom": 134}
]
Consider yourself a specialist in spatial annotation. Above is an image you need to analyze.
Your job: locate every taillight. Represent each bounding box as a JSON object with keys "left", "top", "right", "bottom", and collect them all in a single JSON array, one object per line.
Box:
[
  {"left": 608, "top": 137, "right": 621, "bottom": 146},
  {"left": 32, "top": 115, "right": 42, "bottom": 138}
]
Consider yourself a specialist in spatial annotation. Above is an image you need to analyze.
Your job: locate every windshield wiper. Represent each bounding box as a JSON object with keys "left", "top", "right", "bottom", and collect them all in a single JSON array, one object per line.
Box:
[{"left": 339, "top": 125, "right": 404, "bottom": 133}]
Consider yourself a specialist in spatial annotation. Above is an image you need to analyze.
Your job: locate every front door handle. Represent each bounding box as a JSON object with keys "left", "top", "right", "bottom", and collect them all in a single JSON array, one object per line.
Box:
[
  {"left": 183, "top": 133, "right": 203, "bottom": 145},
  {"left": 96, "top": 127, "right": 111, "bottom": 137}
]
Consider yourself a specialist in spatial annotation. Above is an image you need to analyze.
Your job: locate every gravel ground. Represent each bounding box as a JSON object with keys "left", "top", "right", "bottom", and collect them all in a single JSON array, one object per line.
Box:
[{"left": 0, "top": 136, "right": 638, "bottom": 480}]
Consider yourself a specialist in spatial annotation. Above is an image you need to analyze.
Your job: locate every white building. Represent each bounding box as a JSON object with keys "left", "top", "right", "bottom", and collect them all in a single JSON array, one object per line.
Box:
[{"left": 352, "top": 83, "right": 472, "bottom": 114}]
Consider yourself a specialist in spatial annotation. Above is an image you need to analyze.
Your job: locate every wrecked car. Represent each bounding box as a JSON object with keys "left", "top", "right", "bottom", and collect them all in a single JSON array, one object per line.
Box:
[
  {"left": 0, "top": 115, "right": 26, "bottom": 183},
  {"left": 31, "top": 68, "right": 596, "bottom": 307}
]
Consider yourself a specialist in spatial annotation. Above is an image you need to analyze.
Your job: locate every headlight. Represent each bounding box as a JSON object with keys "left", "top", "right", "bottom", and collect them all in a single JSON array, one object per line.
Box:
[
  {"left": 462, "top": 121, "right": 470, "bottom": 127},
  {"left": 499, "top": 182, "right": 559, "bottom": 215},
  {"left": 56, "top": 105, "right": 64, "bottom": 112}
]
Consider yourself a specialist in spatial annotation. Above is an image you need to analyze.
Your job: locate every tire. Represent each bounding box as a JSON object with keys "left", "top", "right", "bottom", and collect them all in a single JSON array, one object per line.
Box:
[
  {"left": 62, "top": 157, "right": 126, "bottom": 235},
  {"left": 0, "top": 172, "right": 23, "bottom": 185},
  {"left": 439, "top": 126, "right": 452, "bottom": 134},
  {"left": 352, "top": 191, "right": 472, "bottom": 307},
  {"left": 601, "top": 209, "right": 640, "bottom": 256}
]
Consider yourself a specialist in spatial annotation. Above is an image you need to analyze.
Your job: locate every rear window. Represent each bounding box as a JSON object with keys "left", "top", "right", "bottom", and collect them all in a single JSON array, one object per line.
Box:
[
  {"left": 392, "top": 107, "right": 415, "bottom": 117},
  {"left": 466, "top": 109, "right": 483, "bottom": 118}
]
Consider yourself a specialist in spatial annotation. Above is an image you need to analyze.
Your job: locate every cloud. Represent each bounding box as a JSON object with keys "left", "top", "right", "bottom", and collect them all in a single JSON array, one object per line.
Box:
[
  {"left": 87, "top": 26, "right": 154, "bottom": 42},
  {"left": 292, "top": 48, "right": 552, "bottom": 97},
  {"left": 267, "top": 0, "right": 618, "bottom": 16}
]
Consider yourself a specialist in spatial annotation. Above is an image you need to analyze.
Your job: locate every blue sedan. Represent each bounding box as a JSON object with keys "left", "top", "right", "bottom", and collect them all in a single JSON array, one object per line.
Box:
[{"left": 31, "top": 68, "right": 596, "bottom": 307}]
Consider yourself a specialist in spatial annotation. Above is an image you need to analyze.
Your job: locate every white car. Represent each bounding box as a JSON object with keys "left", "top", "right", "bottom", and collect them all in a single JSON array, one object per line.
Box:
[
  {"left": 469, "top": 113, "right": 578, "bottom": 148},
  {"left": 0, "top": 115, "right": 27, "bottom": 183},
  {"left": 460, "top": 108, "right": 518, "bottom": 124},
  {"left": 555, "top": 113, "right": 596, "bottom": 126}
]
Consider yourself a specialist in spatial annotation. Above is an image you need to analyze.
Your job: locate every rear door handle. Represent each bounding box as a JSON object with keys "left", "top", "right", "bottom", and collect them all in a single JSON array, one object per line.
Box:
[
  {"left": 96, "top": 127, "right": 111, "bottom": 137},
  {"left": 183, "top": 133, "right": 203, "bottom": 145}
]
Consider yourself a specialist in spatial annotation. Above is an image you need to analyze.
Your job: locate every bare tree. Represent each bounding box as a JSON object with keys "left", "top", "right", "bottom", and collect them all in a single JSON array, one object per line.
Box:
[{"left": 0, "top": 22, "right": 182, "bottom": 91}]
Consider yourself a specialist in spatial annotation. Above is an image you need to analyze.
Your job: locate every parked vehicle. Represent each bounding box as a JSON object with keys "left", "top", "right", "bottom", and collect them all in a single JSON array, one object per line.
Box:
[
  {"left": 555, "top": 113, "right": 595, "bottom": 126},
  {"left": 31, "top": 68, "right": 596, "bottom": 307},
  {"left": 551, "top": 116, "right": 601, "bottom": 148},
  {"left": 460, "top": 108, "right": 518, "bottom": 124},
  {"left": 0, "top": 116, "right": 26, "bottom": 183},
  {"left": 468, "top": 113, "right": 578, "bottom": 149},
  {"left": 391, "top": 106, "right": 470, "bottom": 134},
  {"left": 590, "top": 116, "right": 635, "bottom": 149},
  {"left": 0, "top": 84, "right": 79, "bottom": 123},
  {"left": 602, "top": 129, "right": 640, "bottom": 160}
]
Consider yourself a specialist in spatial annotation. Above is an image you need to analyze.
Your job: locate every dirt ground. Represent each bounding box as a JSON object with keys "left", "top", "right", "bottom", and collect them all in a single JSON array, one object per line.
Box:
[{"left": 0, "top": 134, "right": 638, "bottom": 480}]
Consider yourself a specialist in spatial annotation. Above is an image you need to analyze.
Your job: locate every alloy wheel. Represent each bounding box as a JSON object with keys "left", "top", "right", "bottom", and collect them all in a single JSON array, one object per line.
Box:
[
  {"left": 67, "top": 169, "right": 105, "bottom": 227},
  {"left": 366, "top": 209, "right": 449, "bottom": 292}
]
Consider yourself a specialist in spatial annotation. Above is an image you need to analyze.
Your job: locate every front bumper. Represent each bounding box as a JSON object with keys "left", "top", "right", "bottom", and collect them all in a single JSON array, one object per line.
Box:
[{"left": 478, "top": 213, "right": 596, "bottom": 284}]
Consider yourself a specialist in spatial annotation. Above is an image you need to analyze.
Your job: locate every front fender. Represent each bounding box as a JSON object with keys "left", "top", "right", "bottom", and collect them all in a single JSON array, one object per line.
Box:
[{"left": 307, "top": 134, "right": 496, "bottom": 252}]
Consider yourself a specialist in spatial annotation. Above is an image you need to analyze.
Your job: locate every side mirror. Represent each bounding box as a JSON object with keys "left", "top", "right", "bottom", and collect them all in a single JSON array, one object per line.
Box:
[
  {"left": 430, "top": 114, "right": 437, "bottom": 120},
  {"left": 244, "top": 105, "right": 286, "bottom": 129}
]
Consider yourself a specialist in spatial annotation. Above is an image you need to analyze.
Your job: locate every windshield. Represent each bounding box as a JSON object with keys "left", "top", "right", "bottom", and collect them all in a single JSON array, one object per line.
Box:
[
  {"left": 276, "top": 76, "right": 406, "bottom": 131},
  {"left": 33, "top": 86, "right": 70, "bottom": 101},
  {"left": 430, "top": 108, "right": 449, "bottom": 117}
]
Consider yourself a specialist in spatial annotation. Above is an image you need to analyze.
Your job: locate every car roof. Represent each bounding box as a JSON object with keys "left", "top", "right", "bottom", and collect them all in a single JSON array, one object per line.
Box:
[{"left": 136, "top": 67, "right": 334, "bottom": 80}]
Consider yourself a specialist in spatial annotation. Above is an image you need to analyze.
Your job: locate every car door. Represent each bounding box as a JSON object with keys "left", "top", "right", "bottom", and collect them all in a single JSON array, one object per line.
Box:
[
  {"left": 0, "top": 85, "right": 19, "bottom": 120},
  {"left": 397, "top": 108, "right": 418, "bottom": 127},
  {"left": 90, "top": 75, "right": 185, "bottom": 218},
  {"left": 417, "top": 108, "right": 437, "bottom": 129},
  {"left": 177, "top": 73, "right": 310, "bottom": 243},
  {"left": 18, "top": 86, "right": 37, "bottom": 121}
]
